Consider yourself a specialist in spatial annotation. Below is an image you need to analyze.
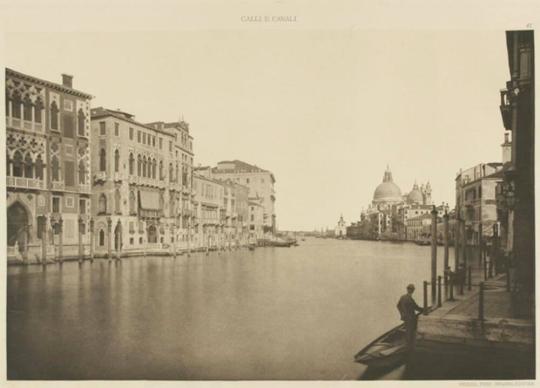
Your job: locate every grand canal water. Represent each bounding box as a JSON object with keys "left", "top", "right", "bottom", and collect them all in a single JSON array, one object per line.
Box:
[{"left": 7, "top": 238, "right": 453, "bottom": 380}]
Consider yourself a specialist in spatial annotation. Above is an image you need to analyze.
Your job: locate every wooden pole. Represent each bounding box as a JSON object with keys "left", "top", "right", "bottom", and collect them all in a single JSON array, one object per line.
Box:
[
  {"left": 468, "top": 265, "right": 472, "bottom": 291},
  {"left": 443, "top": 210, "right": 449, "bottom": 272},
  {"left": 479, "top": 282, "right": 485, "bottom": 331},
  {"left": 40, "top": 215, "right": 47, "bottom": 265},
  {"left": 437, "top": 276, "right": 442, "bottom": 307},
  {"left": 89, "top": 218, "right": 95, "bottom": 262},
  {"left": 461, "top": 219, "right": 467, "bottom": 268},
  {"left": 58, "top": 217, "right": 64, "bottom": 263},
  {"left": 78, "top": 217, "right": 83, "bottom": 263},
  {"left": 448, "top": 274, "right": 455, "bottom": 301},
  {"left": 431, "top": 206, "right": 438, "bottom": 304},
  {"left": 423, "top": 280, "right": 428, "bottom": 315}
]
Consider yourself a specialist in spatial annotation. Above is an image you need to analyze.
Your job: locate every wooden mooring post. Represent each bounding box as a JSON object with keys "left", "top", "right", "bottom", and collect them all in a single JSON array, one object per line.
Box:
[
  {"left": 448, "top": 275, "right": 455, "bottom": 301},
  {"left": 479, "top": 282, "right": 485, "bottom": 331},
  {"left": 423, "top": 280, "right": 428, "bottom": 315},
  {"left": 437, "top": 276, "right": 442, "bottom": 308}
]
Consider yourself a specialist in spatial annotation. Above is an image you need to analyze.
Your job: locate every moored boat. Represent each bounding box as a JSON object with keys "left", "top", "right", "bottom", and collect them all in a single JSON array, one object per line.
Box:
[{"left": 354, "top": 324, "right": 408, "bottom": 369}]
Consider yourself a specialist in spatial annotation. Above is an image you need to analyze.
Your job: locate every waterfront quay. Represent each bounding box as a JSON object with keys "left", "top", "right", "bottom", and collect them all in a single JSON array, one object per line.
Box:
[
  {"left": 408, "top": 264, "right": 534, "bottom": 379},
  {"left": 8, "top": 238, "right": 449, "bottom": 380}
]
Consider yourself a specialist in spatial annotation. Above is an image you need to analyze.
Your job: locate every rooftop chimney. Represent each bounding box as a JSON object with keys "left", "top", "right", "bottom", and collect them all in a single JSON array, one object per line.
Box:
[
  {"left": 62, "top": 74, "right": 73, "bottom": 88},
  {"left": 502, "top": 131, "right": 512, "bottom": 165}
]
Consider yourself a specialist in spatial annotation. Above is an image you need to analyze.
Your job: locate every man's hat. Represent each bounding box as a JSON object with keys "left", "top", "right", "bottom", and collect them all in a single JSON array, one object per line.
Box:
[{"left": 407, "top": 284, "right": 415, "bottom": 290}]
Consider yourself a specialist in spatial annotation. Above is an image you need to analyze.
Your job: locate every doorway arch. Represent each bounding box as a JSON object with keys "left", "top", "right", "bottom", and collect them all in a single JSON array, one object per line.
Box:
[
  {"left": 114, "top": 223, "right": 122, "bottom": 251},
  {"left": 7, "top": 202, "right": 29, "bottom": 250}
]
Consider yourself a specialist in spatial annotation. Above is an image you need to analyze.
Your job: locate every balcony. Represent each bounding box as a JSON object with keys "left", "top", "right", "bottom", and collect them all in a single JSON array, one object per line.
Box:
[
  {"left": 499, "top": 89, "right": 513, "bottom": 131},
  {"left": 7, "top": 176, "right": 45, "bottom": 190},
  {"left": 51, "top": 181, "right": 65, "bottom": 191},
  {"left": 94, "top": 171, "right": 107, "bottom": 184},
  {"left": 113, "top": 172, "right": 123, "bottom": 182}
]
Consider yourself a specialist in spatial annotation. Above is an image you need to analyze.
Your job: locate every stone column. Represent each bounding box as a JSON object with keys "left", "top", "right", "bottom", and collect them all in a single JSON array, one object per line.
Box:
[
  {"left": 107, "top": 216, "right": 112, "bottom": 260},
  {"left": 89, "top": 218, "right": 95, "bottom": 261},
  {"left": 58, "top": 216, "right": 64, "bottom": 262},
  {"left": 78, "top": 217, "right": 84, "bottom": 263}
]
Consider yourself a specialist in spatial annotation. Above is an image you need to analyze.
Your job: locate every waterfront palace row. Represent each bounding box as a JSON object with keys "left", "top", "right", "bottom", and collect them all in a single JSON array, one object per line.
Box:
[{"left": 5, "top": 68, "right": 277, "bottom": 263}]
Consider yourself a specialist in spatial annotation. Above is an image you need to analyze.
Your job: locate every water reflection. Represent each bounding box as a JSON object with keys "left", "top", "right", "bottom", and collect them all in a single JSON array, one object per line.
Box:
[{"left": 7, "top": 238, "right": 452, "bottom": 380}]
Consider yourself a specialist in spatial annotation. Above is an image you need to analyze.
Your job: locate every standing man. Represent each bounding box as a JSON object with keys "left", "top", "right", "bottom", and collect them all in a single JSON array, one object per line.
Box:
[{"left": 397, "top": 284, "right": 424, "bottom": 351}]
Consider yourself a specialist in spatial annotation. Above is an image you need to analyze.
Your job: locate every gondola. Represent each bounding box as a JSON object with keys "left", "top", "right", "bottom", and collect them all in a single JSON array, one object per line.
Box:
[{"left": 354, "top": 324, "right": 408, "bottom": 369}]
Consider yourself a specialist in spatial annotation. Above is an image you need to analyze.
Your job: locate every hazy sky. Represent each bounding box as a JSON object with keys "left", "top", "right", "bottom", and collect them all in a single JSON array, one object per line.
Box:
[{"left": 6, "top": 30, "right": 510, "bottom": 231}]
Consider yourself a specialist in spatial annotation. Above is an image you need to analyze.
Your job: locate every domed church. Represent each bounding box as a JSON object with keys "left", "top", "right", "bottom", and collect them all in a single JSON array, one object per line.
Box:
[
  {"left": 372, "top": 166, "right": 403, "bottom": 207},
  {"left": 354, "top": 166, "right": 434, "bottom": 240}
]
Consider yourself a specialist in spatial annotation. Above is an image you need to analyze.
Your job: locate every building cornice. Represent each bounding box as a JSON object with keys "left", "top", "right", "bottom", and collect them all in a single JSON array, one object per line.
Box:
[{"left": 6, "top": 68, "right": 93, "bottom": 99}]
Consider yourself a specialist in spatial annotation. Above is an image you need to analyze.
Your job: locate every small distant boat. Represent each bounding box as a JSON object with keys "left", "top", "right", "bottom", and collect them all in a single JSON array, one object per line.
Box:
[
  {"left": 354, "top": 324, "right": 408, "bottom": 369},
  {"left": 248, "top": 245, "right": 255, "bottom": 251}
]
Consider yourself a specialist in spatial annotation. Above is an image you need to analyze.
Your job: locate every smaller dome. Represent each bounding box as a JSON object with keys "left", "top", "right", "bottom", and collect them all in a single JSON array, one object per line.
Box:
[{"left": 407, "top": 188, "right": 423, "bottom": 204}]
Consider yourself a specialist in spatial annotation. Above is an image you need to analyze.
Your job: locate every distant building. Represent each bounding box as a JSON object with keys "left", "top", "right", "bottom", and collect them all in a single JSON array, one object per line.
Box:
[
  {"left": 335, "top": 214, "right": 346, "bottom": 238},
  {"left": 360, "top": 166, "right": 435, "bottom": 240},
  {"left": 90, "top": 107, "right": 195, "bottom": 258},
  {"left": 209, "top": 160, "right": 276, "bottom": 234},
  {"left": 455, "top": 162, "right": 504, "bottom": 246},
  {"left": 220, "top": 179, "right": 250, "bottom": 248},
  {"left": 6, "top": 69, "right": 92, "bottom": 262},
  {"left": 248, "top": 198, "right": 264, "bottom": 242},
  {"left": 193, "top": 173, "right": 225, "bottom": 250}
]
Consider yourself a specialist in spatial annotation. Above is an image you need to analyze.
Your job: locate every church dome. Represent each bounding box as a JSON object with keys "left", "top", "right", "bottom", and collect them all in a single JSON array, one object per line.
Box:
[
  {"left": 407, "top": 182, "right": 423, "bottom": 204},
  {"left": 372, "top": 166, "right": 402, "bottom": 205}
]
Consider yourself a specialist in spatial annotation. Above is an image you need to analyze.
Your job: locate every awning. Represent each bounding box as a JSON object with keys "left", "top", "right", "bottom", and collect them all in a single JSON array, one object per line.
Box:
[{"left": 139, "top": 190, "right": 160, "bottom": 210}]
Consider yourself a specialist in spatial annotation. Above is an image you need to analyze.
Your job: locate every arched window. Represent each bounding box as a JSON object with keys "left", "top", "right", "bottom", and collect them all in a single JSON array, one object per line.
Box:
[
  {"left": 137, "top": 155, "right": 142, "bottom": 176},
  {"left": 170, "top": 192, "right": 175, "bottom": 217},
  {"left": 99, "top": 229, "right": 105, "bottom": 246},
  {"left": 34, "top": 98, "right": 43, "bottom": 124},
  {"left": 152, "top": 159, "right": 156, "bottom": 179},
  {"left": 11, "top": 93, "right": 21, "bottom": 119},
  {"left": 24, "top": 153, "right": 33, "bottom": 178},
  {"left": 159, "top": 161, "right": 163, "bottom": 181},
  {"left": 78, "top": 160, "right": 86, "bottom": 184},
  {"left": 12, "top": 151, "right": 23, "bottom": 177},
  {"left": 78, "top": 108, "right": 85, "bottom": 136},
  {"left": 6, "top": 152, "right": 11, "bottom": 177},
  {"left": 99, "top": 148, "right": 106, "bottom": 172},
  {"left": 50, "top": 101, "right": 59, "bottom": 130},
  {"left": 98, "top": 193, "right": 107, "bottom": 214},
  {"left": 175, "top": 163, "right": 179, "bottom": 183},
  {"left": 114, "top": 149, "right": 120, "bottom": 173},
  {"left": 115, "top": 188, "right": 121, "bottom": 214},
  {"left": 142, "top": 157, "right": 147, "bottom": 178},
  {"left": 147, "top": 225, "right": 157, "bottom": 244},
  {"left": 169, "top": 163, "right": 173, "bottom": 182},
  {"left": 129, "top": 190, "right": 136, "bottom": 214},
  {"left": 147, "top": 159, "right": 152, "bottom": 178},
  {"left": 23, "top": 96, "right": 32, "bottom": 121},
  {"left": 129, "top": 153, "right": 134, "bottom": 175},
  {"left": 51, "top": 155, "right": 60, "bottom": 181}
]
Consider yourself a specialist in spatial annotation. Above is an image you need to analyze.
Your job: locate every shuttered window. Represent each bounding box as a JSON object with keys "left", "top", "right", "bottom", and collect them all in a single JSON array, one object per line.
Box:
[{"left": 65, "top": 161, "right": 75, "bottom": 186}]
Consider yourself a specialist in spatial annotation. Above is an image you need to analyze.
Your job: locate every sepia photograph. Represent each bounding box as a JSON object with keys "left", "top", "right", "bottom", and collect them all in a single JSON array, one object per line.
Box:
[{"left": 1, "top": 1, "right": 537, "bottom": 385}]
